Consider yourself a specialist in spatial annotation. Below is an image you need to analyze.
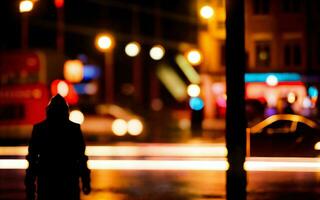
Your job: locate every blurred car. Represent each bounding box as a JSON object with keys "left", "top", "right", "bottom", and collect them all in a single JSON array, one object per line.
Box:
[
  {"left": 248, "top": 114, "right": 320, "bottom": 157},
  {"left": 81, "top": 104, "right": 144, "bottom": 138}
]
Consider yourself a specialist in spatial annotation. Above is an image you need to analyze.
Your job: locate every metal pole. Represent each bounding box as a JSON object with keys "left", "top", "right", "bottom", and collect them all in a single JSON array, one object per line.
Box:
[
  {"left": 21, "top": 13, "right": 28, "bottom": 49},
  {"left": 57, "top": 6, "right": 65, "bottom": 54},
  {"left": 225, "top": 0, "right": 247, "bottom": 199},
  {"left": 132, "top": 6, "right": 143, "bottom": 103},
  {"left": 104, "top": 51, "right": 114, "bottom": 103}
]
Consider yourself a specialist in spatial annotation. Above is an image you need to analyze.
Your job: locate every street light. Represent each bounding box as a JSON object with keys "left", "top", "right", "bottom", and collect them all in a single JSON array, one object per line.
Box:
[
  {"left": 199, "top": 5, "right": 215, "bottom": 19},
  {"left": 149, "top": 45, "right": 165, "bottom": 60},
  {"left": 95, "top": 33, "right": 115, "bottom": 103},
  {"left": 19, "top": 0, "right": 34, "bottom": 13},
  {"left": 125, "top": 41, "right": 141, "bottom": 57},
  {"left": 95, "top": 34, "right": 114, "bottom": 51},
  {"left": 186, "top": 49, "right": 202, "bottom": 65},
  {"left": 19, "top": 0, "right": 34, "bottom": 49}
]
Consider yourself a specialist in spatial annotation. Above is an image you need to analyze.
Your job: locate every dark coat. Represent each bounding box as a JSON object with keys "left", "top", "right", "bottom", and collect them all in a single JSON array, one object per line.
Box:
[{"left": 25, "top": 94, "right": 90, "bottom": 200}]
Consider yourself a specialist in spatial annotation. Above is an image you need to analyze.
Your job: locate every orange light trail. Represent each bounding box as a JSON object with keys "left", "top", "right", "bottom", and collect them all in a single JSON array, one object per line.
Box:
[
  {"left": 1, "top": 157, "right": 319, "bottom": 172},
  {"left": 0, "top": 144, "right": 227, "bottom": 157}
]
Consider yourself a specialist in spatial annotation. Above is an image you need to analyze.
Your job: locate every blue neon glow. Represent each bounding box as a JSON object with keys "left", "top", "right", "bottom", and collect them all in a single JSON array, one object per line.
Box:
[
  {"left": 189, "top": 97, "right": 204, "bottom": 111},
  {"left": 83, "top": 65, "right": 101, "bottom": 80},
  {"left": 73, "top": 83, "right": 87, "bottom": 94},
  {"left": 308, "top": 86, "right": 318, "bottom": 98},
  {"left": 245, "top": 73, "right": 301, "bottom": 83}
]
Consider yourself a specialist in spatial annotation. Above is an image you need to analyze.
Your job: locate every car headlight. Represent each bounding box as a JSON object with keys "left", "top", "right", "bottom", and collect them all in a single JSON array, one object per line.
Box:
[
  {"left": 127, "top": 119, "right": 143, "bottom": 136},
  {"left": 112, "top": 119, "right": 128, "bottom": 136},
  {"left": 314, "top": 141, "right": 320, "bottom": 150}
]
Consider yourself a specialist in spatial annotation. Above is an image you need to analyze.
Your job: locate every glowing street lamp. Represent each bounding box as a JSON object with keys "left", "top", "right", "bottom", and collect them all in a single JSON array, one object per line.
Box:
[
  {"left": 19, "top": 0, "right": 34, "bottom": 13},
  {"left": 19, "top": 0, "right": 35, "bottom": 49},
  {"left": 95, "top": 34, "right": 114, "bottom": 52},
  {"left": 125, "top": 42, "right": 141, "bottom": 57},
  {"left": 149, "top": 45, "right": 165, "bottom": 60},
  {"left": 186, "top": 49, "right": 202, "bottom": 65},
  {"left": 95, "top": 33, "right": 115, "bottom": 103},
  {"left": 200, "top": 5, "right": 215, "bottom": 19}
]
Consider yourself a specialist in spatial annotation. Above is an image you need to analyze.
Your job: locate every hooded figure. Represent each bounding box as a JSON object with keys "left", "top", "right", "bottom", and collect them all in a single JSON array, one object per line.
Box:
[{"left": 25, "top": 94, "right": 91, "bottom": 200}]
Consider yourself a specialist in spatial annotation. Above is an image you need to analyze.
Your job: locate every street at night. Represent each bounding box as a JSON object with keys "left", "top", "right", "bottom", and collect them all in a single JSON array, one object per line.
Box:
[{"left": 1, "top": 0, "right": 320, "bottom": 199}]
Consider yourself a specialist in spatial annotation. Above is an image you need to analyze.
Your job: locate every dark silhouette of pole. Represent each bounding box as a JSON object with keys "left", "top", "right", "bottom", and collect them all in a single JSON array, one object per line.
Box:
[
  {"left": 105, "top": 51, "right": 114, "bottom": 103},
  {"left": 132, "top": 6, "right": 143, "bottom": 103},
  {"left": 21, "top": 13, "right": 29, "bottom": 49},
  {"left": 225, "top": 0, "right": 247, "bottom": 199},
  {"left": 149, "top": 1, "right": 161, "bottom": 104},
  {"left": 56, "top": 5, "right": 65, "bottom": 54}
]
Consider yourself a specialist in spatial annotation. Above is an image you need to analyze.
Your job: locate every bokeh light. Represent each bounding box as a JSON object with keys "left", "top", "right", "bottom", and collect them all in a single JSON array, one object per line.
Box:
[
  {"left": 266, "top": 75, "right": 278, "bottom": 86},
  {"left": 125, "top": 42, "right": 141, "bottom": 57},
  {"left": 187, "top": 84, "right": 201, "bottom": 97},
  {"left": 63, "top": 60, "right": 84, "bottom": 83},
  {"left": 19, "top": 0, "right": 34, "bottom": 13},
  {"left": 186, "top": 49, "right": 202, "bottom": 65},
  {"left": 199, "top": 5, "right": 214, "bottom": 19},
  {"left": 112, "top": 119, "right": 127, "bottom": 136},
  {"left": 308, "top": 86, "right": 318, "bottom": 98},
  {"left": 287, "top": 92, "right": 296, "bottom": 104},
  {"left": 189, "top": 97, "right": 204, "bottom": 111},
  {"left": 95, "top": 34, "right": 114, "bottom": 52},
  {"left": 57, "top": 80, "right": 69, "bottom": 97},
  {"left": 69, "top": 110, "right": 85, "bottom": 124},
  {"left": 127, "top": 119, "right": 143, "bottom": 136},
  {"left": 314, "top": 142, "right": 320, "bottom": 150},
  {"left": 149, "top": 45, "right": 165, "bottom": 60}
]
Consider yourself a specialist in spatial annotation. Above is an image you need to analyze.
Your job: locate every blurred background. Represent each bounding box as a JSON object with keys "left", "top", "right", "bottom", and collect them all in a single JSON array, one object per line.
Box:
[
  {"left": 1, "top": 0, "right": 319, "bottom": 145},
  {"left": 1, "top": 1, "right": 320, "bottom": 200}
]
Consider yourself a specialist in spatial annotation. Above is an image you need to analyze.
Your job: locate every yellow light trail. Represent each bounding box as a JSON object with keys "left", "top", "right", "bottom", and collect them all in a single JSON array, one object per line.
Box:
[
  {"left": 0, "top": 144, "right": 227, "bottom": 157},
  {"left": 88, "top": 160, "right": 228, "bottom": 171},
  {"left": 1, "top": 158, "right": 319, "bottom": 172}
]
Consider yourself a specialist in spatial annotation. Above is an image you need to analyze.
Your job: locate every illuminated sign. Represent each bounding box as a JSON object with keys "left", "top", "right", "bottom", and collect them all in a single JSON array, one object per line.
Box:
[{"left": 245, "top": 73, "right": 301, "bottom": 83}]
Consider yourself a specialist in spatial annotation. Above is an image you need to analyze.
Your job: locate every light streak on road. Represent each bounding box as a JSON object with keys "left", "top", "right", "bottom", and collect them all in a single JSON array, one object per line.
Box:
[
  {"left": 0, "top": 159, "right": 28, "bottom": 169},
  {"left": 1, "top": 157, "right": 320, "bottom": 172},
  {"left": 244, "top": 157, "right": 320, "bottom": 172},
  {"left": 88, "top": 160, "right": 229, "bottom": 171},
  {"left": 0, "top": 144, "right": 227, "bottom": 157}
]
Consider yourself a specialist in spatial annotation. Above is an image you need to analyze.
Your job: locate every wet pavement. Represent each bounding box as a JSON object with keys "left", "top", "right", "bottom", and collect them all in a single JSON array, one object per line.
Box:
[{"left": 1, "top": 169, "right": 319, "bottom": 200}]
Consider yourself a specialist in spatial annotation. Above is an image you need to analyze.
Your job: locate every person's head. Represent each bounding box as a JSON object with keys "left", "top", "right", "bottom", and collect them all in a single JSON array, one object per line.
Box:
[{"left": 46, "top": 94, "right": 69, "bottom": 121}]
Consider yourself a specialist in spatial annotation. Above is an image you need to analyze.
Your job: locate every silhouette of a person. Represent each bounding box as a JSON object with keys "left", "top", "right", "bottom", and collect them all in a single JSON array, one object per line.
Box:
[{"left": 25, "top": 94, "right": 91, "bottom": 200}]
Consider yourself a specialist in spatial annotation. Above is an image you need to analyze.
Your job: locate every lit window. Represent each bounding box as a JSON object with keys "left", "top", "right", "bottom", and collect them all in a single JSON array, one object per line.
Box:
[{"left": 255, "top": 41, "right": 271, "bottom": 67}]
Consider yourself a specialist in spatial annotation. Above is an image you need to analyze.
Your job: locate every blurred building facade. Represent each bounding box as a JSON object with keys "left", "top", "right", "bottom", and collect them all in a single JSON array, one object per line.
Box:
[{"left": 198, "top": 0, "right": 320, "bottom": 119}]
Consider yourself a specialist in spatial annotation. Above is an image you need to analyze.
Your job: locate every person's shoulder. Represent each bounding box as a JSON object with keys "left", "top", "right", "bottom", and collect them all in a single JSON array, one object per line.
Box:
[
  {"left": 33, "top": 120, "right": 47, "bottom": 128},
  {"left": 67, "top": 120, "right": 81, "bottom": 128}
]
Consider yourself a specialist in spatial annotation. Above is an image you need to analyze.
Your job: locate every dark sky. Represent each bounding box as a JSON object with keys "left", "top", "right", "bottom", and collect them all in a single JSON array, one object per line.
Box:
[{"left": 1, "top": 0, "right": 199, "bottom": 56}]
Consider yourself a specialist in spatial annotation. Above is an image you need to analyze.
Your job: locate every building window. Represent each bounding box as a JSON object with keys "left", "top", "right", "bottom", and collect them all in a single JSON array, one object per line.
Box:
[
  {"left": 255, "top": 41, "right": 271, "bottom": 67},
  {"left": 283, "top": 41, "right": 302, "bottom": 67},
  {"left": 282, "top": 0, "right": 302, "bottom": 13},
  {"left": 253, "top": 0, "right": 270, "bottom": 15}
]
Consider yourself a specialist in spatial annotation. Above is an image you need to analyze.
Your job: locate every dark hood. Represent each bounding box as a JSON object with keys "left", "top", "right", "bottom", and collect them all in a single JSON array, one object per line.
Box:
[{"left": 46, "top": 94, "right": 69, "bottom": 121}]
